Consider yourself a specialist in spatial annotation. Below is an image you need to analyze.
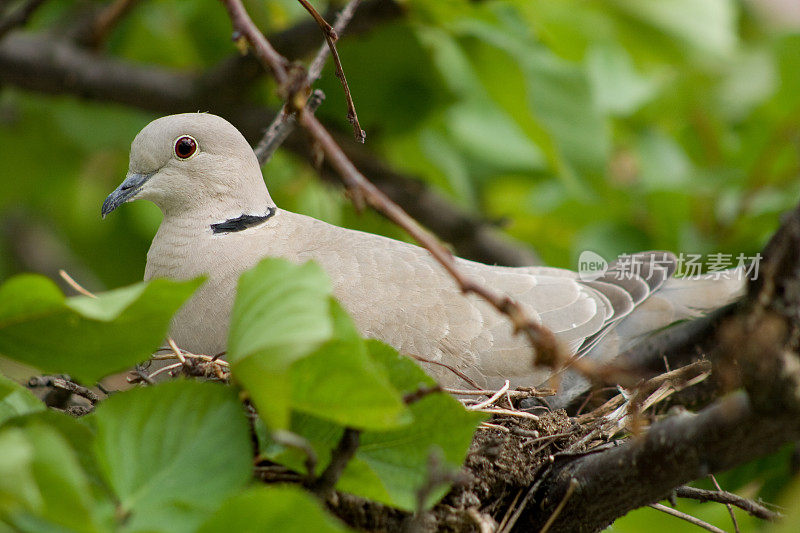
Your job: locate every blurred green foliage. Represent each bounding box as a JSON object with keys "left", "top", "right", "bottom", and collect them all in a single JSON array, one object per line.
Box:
[{"left": 1, "top": 0, "right": 799, "bottom": 530}]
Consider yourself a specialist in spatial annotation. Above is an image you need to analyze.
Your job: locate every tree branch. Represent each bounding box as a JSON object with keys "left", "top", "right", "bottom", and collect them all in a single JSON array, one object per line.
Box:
[
  {"left": 517, "top": 199, "right": 800, "bottom": 532},
  {"left": 674, "top": 486, "right": 782, "bottom": 522},
  {"left": 523, "top": 393, "right": 799, "bottom": 532},
  {"left": 309, "top": 428, "right": 361, "bottom": 500}
]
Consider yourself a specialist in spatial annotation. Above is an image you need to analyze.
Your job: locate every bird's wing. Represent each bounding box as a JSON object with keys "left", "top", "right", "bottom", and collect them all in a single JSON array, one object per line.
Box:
[{"left": 279, "top": 214, "right": 622, "bottom": 387}]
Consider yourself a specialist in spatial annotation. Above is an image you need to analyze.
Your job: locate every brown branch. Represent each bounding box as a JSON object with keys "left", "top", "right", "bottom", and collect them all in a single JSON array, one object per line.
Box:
[
  {"left": 516, "top": 198, "right": 800, "bottom": 532},
  {"left": 222, "top": 0, "right": 561, "bottom": 370},
  {"left": 297, "top": 0, "right": 365, "bottom": 142},
  {"left": 27, "top": 375, "right": 101, "bottom": 405},
  {"left": 647, "top": 503, "right": 725, "bottom": 533},
  {"left": 402, "top": 384, "right": 443, "bottom": 405},
  {"left": 309, "top": 427, "right": 360, "bottom": 499},
  {"left": 0, "top": 0, "right": 47, "bottom": 39},
  {"left": 255, "top": 0, "right": 362, "bottom": 164},
  {"left": 298, "top": 0, "right": 336, "bottom": 40},
  {"left": 308, "top": 0, "right": 362, "bottom": 82},
  {"left": 520, "top": 393, "right": 800, "bottom": 532},
  {"left": 83, "top": 0, "right": 141, "bottom": 49},
  {"left": 219, "top": 0, "right": 290, "bottom": 88},
  {"left": 674, "top": 486, "right": 781, "bottom": 522},
  {"left": 709, "top": 474, "right": 740, "bottom": 533}
]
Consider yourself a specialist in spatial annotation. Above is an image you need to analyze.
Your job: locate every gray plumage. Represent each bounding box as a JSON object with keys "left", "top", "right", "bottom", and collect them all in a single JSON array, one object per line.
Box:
[{"left": 102, "top": 113, "right": 744, "bottom": 401}]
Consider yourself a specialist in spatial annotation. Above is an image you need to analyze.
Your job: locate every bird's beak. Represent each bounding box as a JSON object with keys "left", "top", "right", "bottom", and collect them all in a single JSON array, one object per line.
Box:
[{"left": 101, "top": 172, "right": 153, "bottom": 218}]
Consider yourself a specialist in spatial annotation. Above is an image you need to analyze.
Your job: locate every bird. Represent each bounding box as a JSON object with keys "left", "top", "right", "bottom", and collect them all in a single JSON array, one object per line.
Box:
[{"left": 102, "top": 113, "right": 745, "bottom": 406}]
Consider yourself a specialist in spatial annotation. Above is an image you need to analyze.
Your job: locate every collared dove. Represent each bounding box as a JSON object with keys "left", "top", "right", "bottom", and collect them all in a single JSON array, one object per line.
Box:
[{"left": 102, "top": 113, "right": 745, "bottom": 405}]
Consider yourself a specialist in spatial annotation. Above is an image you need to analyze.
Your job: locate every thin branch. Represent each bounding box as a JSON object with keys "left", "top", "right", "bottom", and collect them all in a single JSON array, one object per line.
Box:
[
  {"left": 27, "top": 375, "right": 100, "bottom": 405},
  {"left": 255, "top": 89, "right": 324, "bottom": 165},
  {"left": 299, "top": 110, "right": 565, "bottom": 367},
  {"left": 648, "top": 503, "right": 726, "bottom": 533},
  {"left": 256, "top": 0, "right": 362, "bottom": 164},
  {"left": 408, "top": 354, "right": 483, "bottom": 389},
  {"left": 540, "top": 478, "right": 578, "bottom": 533},
  {"left": 83, "top": 0, "right": 141, "bottom": 49},
  {"left": 709, "top": 474, "right": 739, "bottom": 533},
  {"left": 297, "top": 0, "right": 336, "bottom": 40},
  {"left": 402, "top": 384, "right": 442, "bottom": 405},
  {"left": 467, "top": 380, "right": 509, "bottom": 410},
  {"left": 0, "top": 0, "right": 47, "bottom": 40},
  {"left": 297, "top": 0, "right": 365, "bottom": 142},
  {"left": 59, "top": 269, "right": 97, "bottom": 298},
  {"left": 444, "top": 387, "right": 554, "bottom": 399},
  {"left": 310, "top": 427, "right": 360, "bottom": 499},
  {"left": 308, "top": 0, "right": 361, "bottom": 82},
  {"left": 674, "top": 486, "right": 782, "bottom": 522},
  {"left": 220, "top": 0, "right": 290, "bottom": 87}
]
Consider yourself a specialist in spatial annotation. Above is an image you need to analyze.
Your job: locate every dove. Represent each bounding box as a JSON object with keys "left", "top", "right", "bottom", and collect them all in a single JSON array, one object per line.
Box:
[{"left": 102, "top": 113, "right": 745, "bottom": 405}]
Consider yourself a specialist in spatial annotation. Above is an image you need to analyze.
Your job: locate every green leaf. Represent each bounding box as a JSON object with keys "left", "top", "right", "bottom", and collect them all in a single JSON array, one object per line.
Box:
[
  {"left": 0, "top": 375, "right": 43, "bottom": 427},
  {"left": 270, "top": 341, "right": 483, "bottom": 511},
  {"left": 454, "top": 17, "right": 609, "bottom": 181},
  {"left": 3, "top": 411, "right": 105, "bottom": 504},
  {"left": 0, "top": 422, "right": 103, "bottom": 533},
  {"left": 610, "top": 0, "right": 738, "bottom": 59},
  {"left": 289, "top": 300, "right": 409, "bottom": 430},
  {"left": 93, "top": 381, "right": 252, "bottom": 533},
  {"left": 586, "top": 43, "right": 658, "bottom": 116},
  {"left": 197, "top": 486, "right": 352, "bottom": 533},
  {"left": 344, "top": 341, "right": 484, "bottom": 510},
  {"left": 228, "top": 259, "right": 334, "bottom": 429},
  {"left": 0, "top": 275, "right": 203, "bottom": 383}
]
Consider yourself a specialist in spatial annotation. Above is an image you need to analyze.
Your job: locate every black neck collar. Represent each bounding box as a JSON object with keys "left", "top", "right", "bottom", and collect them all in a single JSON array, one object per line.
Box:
[{"left": 210, "top": 207, "right": 276, "bottom": 234}]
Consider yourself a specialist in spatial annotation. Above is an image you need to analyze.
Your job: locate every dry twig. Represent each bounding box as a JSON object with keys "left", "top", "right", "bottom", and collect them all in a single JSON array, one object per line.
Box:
[
  {"left": 540, "top": 478, "right": 579, "bottom": 533},
  {"left": 648, "top": 503, "right": 725, "bottom": 533},
  {"left": 709, "top": 474, "right": 740, "bottom": 533},
  {"left": 674, "top": 486, "right": 782, "bottom": 522},
  {"left": 27, "top": 375, "right": 100, "bottom": 405}
]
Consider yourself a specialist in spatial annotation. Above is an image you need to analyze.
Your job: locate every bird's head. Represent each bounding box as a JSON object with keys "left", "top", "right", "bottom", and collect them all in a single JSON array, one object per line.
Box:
[{"left": 102, "top": 113, "right": 272, "bottom": 220}]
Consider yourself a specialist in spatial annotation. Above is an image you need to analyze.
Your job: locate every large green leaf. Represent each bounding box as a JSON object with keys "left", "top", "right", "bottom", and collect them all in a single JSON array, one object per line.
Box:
[
  {"left": 289, "top": 299, "right": 409, "bottom": 430},
  {"left": 0, "top": 375, "right": 43, "bottom": 427},
  {"left": 0, "top": 275, "right": 202, "bottom": 383},
  {"left": 454, "top": 17, "right": 609, "bottom": 182},
  {"left": 0, "top": 422, "right": 106, "bottom": 533},
  {"left": 93, "top": 381, "right": 252, "bottom": 533},
  {"left": 197, "top": 486, "right": 352, "bottom": 533},
  {"left": 269, "top": 341, "right": 484, "bottom": 511},
  {"left": 345, "top": 341, "right": 485, "bottom": 509},
  {"left": 230, "top": 260, "right": 409, "bottom": 430},
  {"left": 228, "top": 258, "right": 334, "bottom": 429},
  {"left": 610, "top": 0, "right": 738, "bottom": 59}
]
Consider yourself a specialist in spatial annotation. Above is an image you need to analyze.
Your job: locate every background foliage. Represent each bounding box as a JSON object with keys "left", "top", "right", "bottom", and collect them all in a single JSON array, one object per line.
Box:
[{"left": 1, "top": 0, "right": 800, "bottom": 531}]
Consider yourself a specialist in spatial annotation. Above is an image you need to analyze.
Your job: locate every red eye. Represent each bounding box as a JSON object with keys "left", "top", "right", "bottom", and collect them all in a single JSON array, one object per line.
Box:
[{"left": 174, "top": 136, "right": 197, "bottom": 159}]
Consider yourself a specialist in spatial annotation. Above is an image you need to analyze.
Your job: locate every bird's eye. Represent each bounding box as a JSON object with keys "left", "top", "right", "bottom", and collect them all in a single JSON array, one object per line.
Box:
[{"left": 174, "top": 136, "right": 198, "bottom": 159}]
